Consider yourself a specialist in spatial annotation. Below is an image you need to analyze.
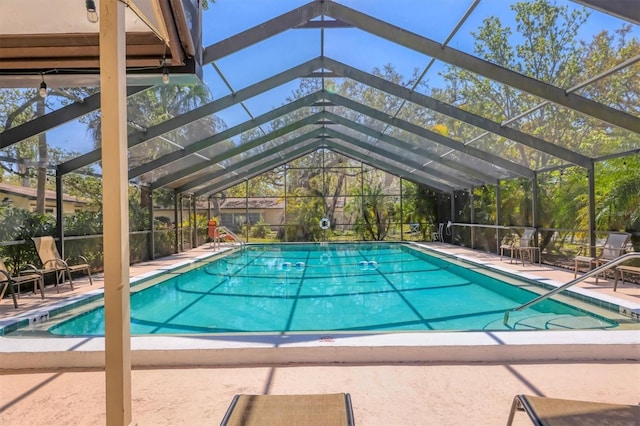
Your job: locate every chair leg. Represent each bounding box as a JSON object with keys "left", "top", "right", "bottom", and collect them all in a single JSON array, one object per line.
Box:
[
  {"left": 66, "top": 267, "right": 75, "bottom": 290},
  {"left": 38, "top": 276, "right": 45, "bottom": 299},
  {"left": 505, "top": 396, "right": 524, "bottom": 426},
  {"left": 2, "top": 282, "right": 19, "bottom": 308}
]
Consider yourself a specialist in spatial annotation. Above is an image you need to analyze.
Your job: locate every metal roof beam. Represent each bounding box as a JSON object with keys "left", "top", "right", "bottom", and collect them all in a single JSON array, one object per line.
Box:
[
  {"left": 325, "top": 92, "right": 534, "bottom": 178},
  {"left": 193, "top": 141, "right": 319, "bottom": 196},
  {"left": 571, "top": 0, "right": 640, "bottom": 25},
  {"left": 128, "top": 93, "right": 324, "bottom": 179},
  {"left": 324, "top": 141, "right": 454, "bottom": 192},
  {"left": 324, "top": 112, "right": 499, "bottom": 182},
  {"left": 151, "top": 117, "right": 322, "bottom": 189},
  {"left": 157, "top": 106, "right": 489, "bottom": 191},
  {"left": 202, "top": 2, "right": 322, "bottom": 64},
  {"left": 58, "top": 58, "right": 323, "bottom": 174},
  {"left": 295, "top": 19, "right": 353, "bottom": 29},
  {"left": 325, "top": 2, "right": 640, "bottom": 135},
  {"left": 166, "top": 128, "right": 325, "bottom": 192},
  {"left": 323, "top": 128, "right": 475, "bottom": 188},
  {"left": 324, "top": 58, "right": 593, "bottom": 168},
  {"left": 0, "top": 86, "right": 149, "bottom": 150}
]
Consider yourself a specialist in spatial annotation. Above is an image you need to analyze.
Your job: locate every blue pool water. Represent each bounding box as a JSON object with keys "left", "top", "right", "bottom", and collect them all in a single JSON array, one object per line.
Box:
[{"left": 48, "top": 243, "right": 617, "bottom": 336}]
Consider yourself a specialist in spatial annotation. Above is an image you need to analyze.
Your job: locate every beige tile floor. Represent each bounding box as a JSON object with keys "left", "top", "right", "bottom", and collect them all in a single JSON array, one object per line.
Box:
[{"left": 1, "top": 242, "right": 639, "bottom": 425}]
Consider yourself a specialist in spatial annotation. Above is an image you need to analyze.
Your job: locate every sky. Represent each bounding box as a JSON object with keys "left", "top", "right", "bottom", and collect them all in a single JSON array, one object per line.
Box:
[{"left": 36, "top": 0, "right": 640, "bottom": 164}]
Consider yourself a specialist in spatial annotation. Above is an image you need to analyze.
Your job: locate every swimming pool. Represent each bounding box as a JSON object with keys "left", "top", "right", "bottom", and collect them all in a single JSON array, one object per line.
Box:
[{"left": 45, "top": 243, "right": 620, "bottom": 336}]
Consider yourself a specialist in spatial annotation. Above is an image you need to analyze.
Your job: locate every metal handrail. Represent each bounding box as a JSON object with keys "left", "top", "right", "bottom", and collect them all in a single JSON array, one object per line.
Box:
[
  {"left": 503, "top": 252, "right": 640, "bottom": 325},
  {"left": 219, "top": 226, "right": 246, "bottom": 246}
]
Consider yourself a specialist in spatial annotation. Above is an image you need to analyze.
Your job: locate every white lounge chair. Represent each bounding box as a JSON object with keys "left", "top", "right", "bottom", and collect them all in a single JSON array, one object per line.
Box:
[
  {"left": 431, "top": 223, "right": 444, "bottom": 242},
  {"left": 574, "top": 232, "right": 630, "bottom": 283},
  {"left": 514, "top": 228, "right": 540, "bottom": 266}
]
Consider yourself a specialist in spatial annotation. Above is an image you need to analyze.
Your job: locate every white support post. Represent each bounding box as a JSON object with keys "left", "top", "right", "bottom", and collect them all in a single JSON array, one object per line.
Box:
[{"left": 99, "top": 1, "right": 132, "bottom": 424}]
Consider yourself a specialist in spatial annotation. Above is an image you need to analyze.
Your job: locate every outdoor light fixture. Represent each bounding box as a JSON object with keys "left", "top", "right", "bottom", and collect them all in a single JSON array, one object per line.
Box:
[
  {"left": 162, "top": 62, "right": 170, "bottom": 84},
  {"left": 39, "top": 74, "right": 47, "bottom": 98},
  {"left": 86, "top": 0, "right": 99, "bottom": 23}
]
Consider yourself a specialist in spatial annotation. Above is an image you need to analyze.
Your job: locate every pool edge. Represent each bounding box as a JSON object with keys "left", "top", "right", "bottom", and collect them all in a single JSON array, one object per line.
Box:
[{"left": 1, "top": 330, "right": 639, "bottom": 371}]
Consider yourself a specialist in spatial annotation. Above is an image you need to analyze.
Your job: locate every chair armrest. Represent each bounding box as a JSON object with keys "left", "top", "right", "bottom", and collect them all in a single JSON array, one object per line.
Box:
[
  {"left": 43, "top": 258, "right": 68, "bottom": 269},
  {"left": 576, "top": 245, "right": 599, "bottom": 256},
  {"left": 78, "top": 255, "right": 90, "bottom": 265},
  {"left": 500, "top": 238, "right": 514, "bottom": 247},
  {"left": 20, "top": 264, "right": 43, "bottom": 276}
]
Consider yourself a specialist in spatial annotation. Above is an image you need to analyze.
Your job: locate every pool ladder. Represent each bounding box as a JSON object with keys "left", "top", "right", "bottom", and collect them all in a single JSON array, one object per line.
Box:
[
  {"left": 219, "top": 226, "right": 246, "bottom": 246},
  {"left": 503, "top": 252, "right": 640, "bottom": 325}
]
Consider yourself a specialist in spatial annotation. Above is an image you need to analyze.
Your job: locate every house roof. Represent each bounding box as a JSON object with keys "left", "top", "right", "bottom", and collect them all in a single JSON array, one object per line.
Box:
[
  {"left": 0, "top": 182, "right": 87, "bottom": 204},
  {"left": 220, "top": 198, "right": 285, "bottom": 210}
]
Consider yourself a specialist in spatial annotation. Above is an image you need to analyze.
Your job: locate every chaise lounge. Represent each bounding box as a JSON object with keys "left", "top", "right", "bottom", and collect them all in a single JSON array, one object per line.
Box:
[
  {"left": 31, "top": 236, "right": 93, "bottom": 292},
  {"left": 0, "top": 257, "right": 44, "bottom": 308},
  {"left": 220, "top": 393, "right": 355, "bottom": 426},
  {"left": 506, "top": 394, "right": 640, "bottom": 426},
  {"left": 514, "top": 228, "right": 541, "bottom": 266},
  {"left": 574, "top": 232, "right": 631, "bottom": 283}
]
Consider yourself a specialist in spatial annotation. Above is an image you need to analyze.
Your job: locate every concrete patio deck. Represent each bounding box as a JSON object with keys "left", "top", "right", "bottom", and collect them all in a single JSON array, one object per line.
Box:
[{"left": 1, "top": 243, "right": 639, "bottom": 425}]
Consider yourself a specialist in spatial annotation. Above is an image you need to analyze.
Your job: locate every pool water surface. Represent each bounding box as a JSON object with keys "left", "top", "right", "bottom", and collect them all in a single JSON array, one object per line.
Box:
[{"left": 46, "top": 243, "right": 620, "bottom": 336}]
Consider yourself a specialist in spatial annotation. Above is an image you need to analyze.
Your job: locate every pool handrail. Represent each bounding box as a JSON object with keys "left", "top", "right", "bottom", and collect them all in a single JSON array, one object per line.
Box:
[
  {"left": 503, "top": 252, "right": 640, "bottom": 325},
  {"left": 219, "top": 226, "right": 245, "bottom": 245}
]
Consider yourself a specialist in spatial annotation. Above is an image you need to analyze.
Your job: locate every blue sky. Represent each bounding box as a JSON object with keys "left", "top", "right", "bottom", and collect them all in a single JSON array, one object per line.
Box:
[
  {"left": 44, "top": 0, "right": 639, "bottom": 160},
  {"left": 200, "top": 0, "right": 639, "bottom": 135}
]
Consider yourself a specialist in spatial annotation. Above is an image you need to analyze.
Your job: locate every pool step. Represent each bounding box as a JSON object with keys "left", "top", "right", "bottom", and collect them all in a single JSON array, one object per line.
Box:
[{"left": 485, "top": 313, "right": 615, "bottom": 331}]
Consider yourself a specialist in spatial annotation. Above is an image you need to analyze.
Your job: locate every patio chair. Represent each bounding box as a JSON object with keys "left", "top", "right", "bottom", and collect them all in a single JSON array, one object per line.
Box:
[
  {"left": 506, "top": 394, "right": 640, "bottom": 426},
  {"left": 514, "top": 228, "right": 540, "bottom": 266},
  {"left": 409, "top": 223, "right": 420, "bottom": 238},
  {"left": 0, "top": 258, "right": 44, "bottom": 308},
  {"left": 31, "top": 236, "right": 93, "bottom": 292},
  {"left": 499, "top": 234, "right": 516, "bottom": 263},
  {"left": 431, "top": 222, "right": 444, "bottom": 242},
  {"left": 574, "top": 232, "right": 631, "bottom": 283},
  {"left": 220, "top": 393, "right": 355, "bottom": 426}
]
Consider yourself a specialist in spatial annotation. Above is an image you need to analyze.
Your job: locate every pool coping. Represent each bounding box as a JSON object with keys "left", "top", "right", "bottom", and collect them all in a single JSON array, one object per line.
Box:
[
  {"left": 419, "top": 244, "right": 640, "bottom": 321},
  {"left": 1, "top": 243, "right": 639, "bottom": 371}
]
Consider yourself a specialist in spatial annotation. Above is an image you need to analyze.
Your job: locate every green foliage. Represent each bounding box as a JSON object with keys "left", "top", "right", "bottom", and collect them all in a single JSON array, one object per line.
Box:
[
  {"left": 596, "top": 157, "right": 640, "bottom": 232},
  {"left": 0, "top": 206, "right": 55, "bottom": 272},
  {"left": 348, "top": 183, "right": 398, "bottom": 241},
  {"left": 64, "top": 210, "right": 102, "bottom": 236},
  {"left": 282, "top": 187, "right": 326, "bottom": 242},
  {"left": 402, "top": 182, "right": 438, "bottom": 240},
  {"left": 250, "top": 219, "right": 272, "bottom": 239}
]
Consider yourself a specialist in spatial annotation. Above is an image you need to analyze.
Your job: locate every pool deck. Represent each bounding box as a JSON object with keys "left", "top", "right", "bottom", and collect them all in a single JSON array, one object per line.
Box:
[{"left": 1, "top": 242, "right": 640, "bottom": 425}]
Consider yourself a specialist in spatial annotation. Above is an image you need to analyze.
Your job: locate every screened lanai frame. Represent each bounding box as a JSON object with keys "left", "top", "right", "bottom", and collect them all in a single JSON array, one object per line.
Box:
[
  {"left": 1, "top": 2, "right": 639, "bottom": 424},
  {"left": 1, "top": 0, "right": 639, "bottom": 254}
]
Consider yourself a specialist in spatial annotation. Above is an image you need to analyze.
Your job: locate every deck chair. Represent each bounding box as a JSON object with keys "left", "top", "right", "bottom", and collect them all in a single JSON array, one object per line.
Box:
[
  {"left": 499, "top": 234, "right": 516, "bottom": 263},
  {"left": 31, "top": 236, "right": 93, "bottom": 292},
  {"left": 514, "top": 228, "right": 541, "bottom": 266},
  {"left": 220, "top": 393, "right": 355, "bottom": 426},
  {"left": 431, "top": 222, "right": 444, "bottom": 242},
  {"left": 506, "top": 394, "right": 640, "bottom": 426},
  {"left": 409, "top": 223, "right": 420, "bottom": 238},
  {"left": 574, "top": 232, "right": 630, "bottom": 283},
  {"left": 0, "top": 258, "right": 44, "bottom": 308}
]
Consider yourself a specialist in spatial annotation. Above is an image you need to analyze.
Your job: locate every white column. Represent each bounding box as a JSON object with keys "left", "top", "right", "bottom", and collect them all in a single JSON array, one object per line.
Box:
[{"left": 99, "top": 1, "right": 132, "bottom": 424}]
